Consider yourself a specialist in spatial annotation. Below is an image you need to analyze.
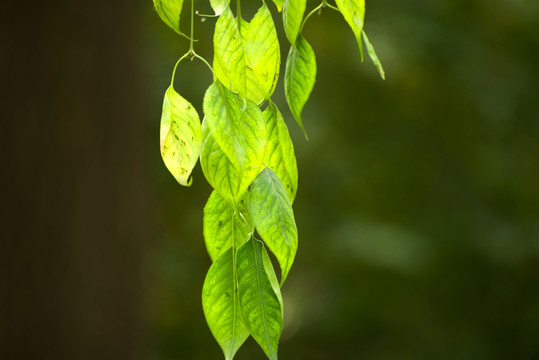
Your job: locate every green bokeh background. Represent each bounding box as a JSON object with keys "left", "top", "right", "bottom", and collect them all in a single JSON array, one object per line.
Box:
[
  {"left": 147, "top": 1, "right": 539, "bottom": 359},
  {"left": 3, "top": 0, "right": 538, "bottom": 359}
]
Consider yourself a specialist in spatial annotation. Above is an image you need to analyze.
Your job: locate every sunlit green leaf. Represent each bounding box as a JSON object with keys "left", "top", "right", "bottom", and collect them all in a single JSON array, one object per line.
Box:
[
  {"left": 285, "top": 35, "right": 316, "bottom": 139},
  {"left": 160, "top": 86, "right": 203, "bottom": 186},
  {"left": 203, "top": 81, "right": 266, "bottom": 170},
  {"left": 153, "top": 0, "right": 185, "bottom": 35},
  {"left": 335, "top": 0, "right": 365, "bottom": 57},
  {"left": 202, "top": 248, "right": 250, "bottom": 360},
  {"left": 362, "top": 30, "right": 386, "bottom": 80},
  {"left": 214, "top": 4, "right": 280, "bottom": 104},
  {"left": 241, "top": 3, "right": 281, "bottom": 104},
  {"left": 203, "top": 190, "right": 253, "bottom": 261},
  {"left": 250, "top": 168, "right": 298, "bottom": 285},
  {"left": 214, "top": 6, "right": 246, "bottom": 97},
  {"left": 209, "top": 0, "right": 230, "bottom": 16},
  {"left": 237, "top": 238, "right": 283, "bottom": 360},
  {"left": 283, "top": 0, "right": 306, "bottom": 45},
  {"left": 263, "top": 102, "right": 298, "bottom": 203},
  {"left": 200, "top": 122, "right": 264, "bottom": 206}
]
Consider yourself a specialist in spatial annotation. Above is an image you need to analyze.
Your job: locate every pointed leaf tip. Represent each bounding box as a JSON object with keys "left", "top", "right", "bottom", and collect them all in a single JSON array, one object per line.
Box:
[
  {"left": 202, "top": 249, "right": 250, "bottom": 359},
  {"left": 335, "top": 0, "right": 365, "bottom": 58},
  {"left": 362, "top": 31, "right": 386, "bottom": 80},
  {"left": 285, "top": 35, "right": 316, "bottom": 139},
  {"left": 237, "top": 238, "right": 283, "bottom": 359},
  {"left": 250, "top": 168, "right": 298, "bottom": 285},
  {"left": 153, "top": 0, "right": 185, "bottom": 34}
]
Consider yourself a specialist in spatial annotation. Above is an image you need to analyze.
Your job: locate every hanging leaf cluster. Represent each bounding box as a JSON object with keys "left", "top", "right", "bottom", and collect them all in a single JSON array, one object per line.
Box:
[{"left": 154, "top": 0, "right": 384, "bottom": 358}]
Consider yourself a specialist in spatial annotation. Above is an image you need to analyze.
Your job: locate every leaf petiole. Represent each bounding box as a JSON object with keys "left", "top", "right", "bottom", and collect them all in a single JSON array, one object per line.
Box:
[{"left": 300, "top": 2, "right": 324, "bottom": 32}]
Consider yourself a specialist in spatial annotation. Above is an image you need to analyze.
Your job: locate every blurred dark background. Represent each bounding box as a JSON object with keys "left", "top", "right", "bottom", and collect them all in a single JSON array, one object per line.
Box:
[{"left": 2, "top": 0, "right": 538, "bottom": 359}]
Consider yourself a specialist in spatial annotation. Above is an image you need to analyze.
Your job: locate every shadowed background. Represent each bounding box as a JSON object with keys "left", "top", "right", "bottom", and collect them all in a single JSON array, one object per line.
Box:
[{"left": 2, "top": 0, "right": 538, "bottom": 359}]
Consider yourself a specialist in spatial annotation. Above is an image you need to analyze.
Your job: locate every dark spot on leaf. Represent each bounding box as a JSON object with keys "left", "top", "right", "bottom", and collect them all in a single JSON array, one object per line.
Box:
[
  {"left": 174, "top": 134, "right": 179, "bottom": 140},
  {"left": 217, "top": 221, "right": 222, "bottom": 227},
  {"left": 225, "top": 292, "right": 230, "bottom": 297}
]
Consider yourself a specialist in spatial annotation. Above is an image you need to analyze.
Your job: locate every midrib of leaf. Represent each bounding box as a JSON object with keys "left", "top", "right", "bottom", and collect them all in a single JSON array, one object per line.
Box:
[
  {"left": 286, "top": 46, "right": 304, "bottom": 130},
  {"left": 266, "top": 103, "right": 296, "bottom": 201},
  {"left": 267, "top": 172, "right": 293, "bottom": 247},
  {"left": 250, "top": 239, "right": 275, "bottom": 359},
  {"left": 230, "top": 210, "right": 238, "bottom": 359},
  {"left": 216, "top": 82, "right": 245, "bottom": 168}
]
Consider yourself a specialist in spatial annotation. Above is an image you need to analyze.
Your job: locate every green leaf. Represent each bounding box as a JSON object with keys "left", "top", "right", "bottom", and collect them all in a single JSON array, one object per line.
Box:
[
  {"left": 160, "top": 86, "right": 203, "bottom": 186},
  {"left": 153, "top": 0, "right": 185, "bottom": 35},
  {"left": 200, "top": 123, "right": 264, "bottom": 206},
  {"left": 283, "top": 0, "right": 306, "bottom": 45},
  {"left": 203, "top": 81, "right": 266, "bottom": 170},
  {"left": 209, "top": 0, "right": 230, "bottom": 16},
  {"left": 214, "top": 6, "right": 247, "bottom": 97},
  {"left": 236, "top": 238, "right": 283, "bottom": 360},
  {"left": 202, "top": 248, "right": 250, "bottom": 360},
  {"left": 284, "top": 35, "right": 316, "bottom": 139},
  {"left": 214, "top": 4, "right": 280, "bottom": 104},
  {"left": 241, "top": 3, "right": 281, "bottom": 104},
  {"left": 334, "top": 0, "right": 365, "bottom": 57},
  {"left": 263, "top": 102, "right": 298, "bottom": 203},
  {"left": 362, "top": 30, "right": 386, "bottom": 80},
  {"left": 250, "top": 168, "right": 298, "bottom": 285},
  {"left": 203, "top": 190, "right": 253, "bottom": 261}
]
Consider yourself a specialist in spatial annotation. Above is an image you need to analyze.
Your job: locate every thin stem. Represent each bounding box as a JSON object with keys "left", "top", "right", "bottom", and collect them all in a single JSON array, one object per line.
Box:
[
  {"left": 189, "top": 0, "right": 195, "bottom": 52},
  {"left": 193, "top": 53, "right": 214, "bottom": 77},
  {"left": 195, "top": 11, "right": 219, "bottom": 17},
  {"left": 323, "top": 0, "right": 340, "bottom": 12},
  {"left": 301, "top": 2, "right": 324, "bottom": 32},
  {"left": 170, "top": 0, "right": 214, "bottom": 87},
  {"left": 170, "top": 52, "right": 191, "bottom": 87}
]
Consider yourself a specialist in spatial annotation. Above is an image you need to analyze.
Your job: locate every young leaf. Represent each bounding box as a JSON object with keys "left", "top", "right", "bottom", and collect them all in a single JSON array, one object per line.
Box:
[
  {"left": 153, "top": 0, "right": 185, "bottom": 35},
  {"left": 202, "top": 248, "right": 250, "bottom": 360},
  {"left": 236, "top": 238, "right": 283, "bottom": 360},
  {"left": 203, "top": 191, "right": 252, "bottom": 261},
  {"left": 203, "top": 81, "right": 266, "bottom": 170},
  {"left": 200, "top": 125, "right": 264, "bottom": 206},
  {"left": 250, "top": 168, "right": 298, "bottom": 285},
  {"left": 282, "top": 0, "right": 307, "bottom": 46},
  {"left": 241, "top": 3, "right": 281, "bottom": 105},
  {"left": 209, "top": 0, "right": 231, "bottom": 16},
  {"left": 214, "top": 6, "right": 247, "bottom": 97},
  {"left": 285, "top": 35, "right": 316, "bottom": 139},
  {"left": 263, "top": 102, "right": 298, "bottom": 203},
  {"left": 362, "top": 31, "right": 386, "bottom": 80},
  {"left": 334, "top": 0, "right": 365, "bottom": 57},
  {"left": 160, "top": 86, "right": 203, "bottom": 186}
]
